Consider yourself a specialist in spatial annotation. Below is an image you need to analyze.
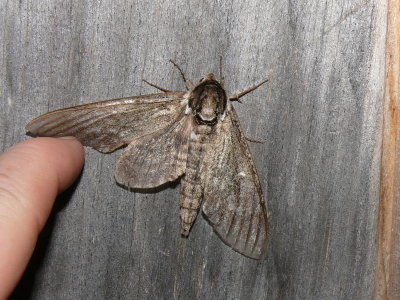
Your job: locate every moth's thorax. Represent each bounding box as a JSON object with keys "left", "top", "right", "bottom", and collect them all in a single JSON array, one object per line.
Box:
[{"left": 188, "top": 74, "right": 227, "bottom": 126}]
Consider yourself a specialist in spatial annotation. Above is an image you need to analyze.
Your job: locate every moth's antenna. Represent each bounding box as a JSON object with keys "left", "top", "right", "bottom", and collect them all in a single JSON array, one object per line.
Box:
[
  {"left": 142, "top": 79, "right": 172, "bottom": 93},
  {"left": 219, "top": 56, "right": 225, "bottom": 87},
  {"left": 229, "top": 79, "right": 269, "bottom": 101},
  {"left": 169, "top": 60, "right": 194, "bottom": 90},
  {"left": 170, "top": 60, "right": 187, "bottom": 82}
]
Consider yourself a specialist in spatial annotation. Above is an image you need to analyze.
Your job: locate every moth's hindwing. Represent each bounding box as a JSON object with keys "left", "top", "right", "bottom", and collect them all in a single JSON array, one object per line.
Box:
[
  {"left": 201, "top": 106, "right": 268, "bottom": 259},
  {"left": 25, "top": 92, "right": 187, "bottom": 153},
  {"left": 115, "top": 113, "right": 192, "bottom": 189}
]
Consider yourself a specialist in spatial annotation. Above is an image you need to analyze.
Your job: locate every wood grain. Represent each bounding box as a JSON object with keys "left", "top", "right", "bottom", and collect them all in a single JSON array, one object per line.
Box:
[
  {"left": 0, "top": 0, "right": 388, "bottom": 299},
  {"left": 375, "top": 0, "right": 400, "bottom": 298}
]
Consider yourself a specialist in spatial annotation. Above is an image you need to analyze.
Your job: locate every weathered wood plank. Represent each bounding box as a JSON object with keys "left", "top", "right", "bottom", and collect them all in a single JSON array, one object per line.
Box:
[
  {"left": 0, "top": 0, "right": 387, "bottom": 299},
  {"left": 375, "top": 0, "right": 400, "bottom": 298}
]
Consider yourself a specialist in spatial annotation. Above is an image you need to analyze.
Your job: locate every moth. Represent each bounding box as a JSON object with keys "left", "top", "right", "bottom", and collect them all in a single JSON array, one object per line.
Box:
[{"left": 26, "top": 60, "right": 269, "bottom": 259}]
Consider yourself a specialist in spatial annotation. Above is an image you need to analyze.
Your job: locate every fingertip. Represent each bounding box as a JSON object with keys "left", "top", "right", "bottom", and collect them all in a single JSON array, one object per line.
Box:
[
  {"left": 0, "top": 137, "right": 84, "bottom": 297},
  {"left": 18, "top": 137, "right": 85, "bottom": 192}
]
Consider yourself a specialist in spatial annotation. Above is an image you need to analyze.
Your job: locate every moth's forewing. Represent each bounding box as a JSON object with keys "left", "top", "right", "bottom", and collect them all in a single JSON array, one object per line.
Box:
[
  {"left": 25, "top": 92, "right": 186, "bottom": 153},
  {"left": 115, "top": 112, "right": 192, "bottom": 189},
  {"left": 201, "top": 106, "right": 268, "bottom": 259}
]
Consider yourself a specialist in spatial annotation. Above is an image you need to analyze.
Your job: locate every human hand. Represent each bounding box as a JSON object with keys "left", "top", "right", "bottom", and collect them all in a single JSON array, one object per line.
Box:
[{"left": 0, "top": 137, "right": 84, "bottom": 298}]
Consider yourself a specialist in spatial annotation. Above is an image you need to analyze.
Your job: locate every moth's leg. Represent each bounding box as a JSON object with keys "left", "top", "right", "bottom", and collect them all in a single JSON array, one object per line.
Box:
[
  {"left": 169, "top": 59, "right": 194, "bottom": 90},
  {"left": 229, "top": 79, "right": 269, "bottom": 101},
  {"left": 219, "top": 56, "right": 225, "bottom": 87},
  {"left": 142, "top": 79, "right": 172, "bottom": 93}
]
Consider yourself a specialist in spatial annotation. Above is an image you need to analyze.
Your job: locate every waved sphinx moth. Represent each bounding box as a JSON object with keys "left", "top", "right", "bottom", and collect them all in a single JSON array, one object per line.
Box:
[{"left": 26, "top": 60, "right": 269, "bottom": 259}]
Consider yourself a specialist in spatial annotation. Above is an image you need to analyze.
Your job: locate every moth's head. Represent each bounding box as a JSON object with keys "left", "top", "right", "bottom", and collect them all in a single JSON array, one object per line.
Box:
[{"left": 188, "top": 73, "right": 227, "bottom": 125}]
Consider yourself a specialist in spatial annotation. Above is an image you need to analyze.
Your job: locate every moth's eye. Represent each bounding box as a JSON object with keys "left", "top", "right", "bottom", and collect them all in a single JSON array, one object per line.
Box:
[{"left": 199, "top": 78, "right": 204, "bottom": 82}]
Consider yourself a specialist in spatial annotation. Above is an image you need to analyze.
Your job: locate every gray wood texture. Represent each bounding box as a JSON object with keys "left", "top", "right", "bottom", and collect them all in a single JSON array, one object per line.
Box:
[{"left": 0, "top": 0, "right": 388, "bottom": 299}]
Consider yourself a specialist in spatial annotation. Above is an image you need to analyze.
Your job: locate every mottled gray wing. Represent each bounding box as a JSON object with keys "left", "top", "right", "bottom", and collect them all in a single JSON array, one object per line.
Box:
[
  {"left": 115, "top": 114, "right": 192, "bottom": 189},
  {"left": 202, "top": 106, "right": 268, "bottom": 259},
  {"left": 26, "top": 92, "right": 187, "bottom": 153}
]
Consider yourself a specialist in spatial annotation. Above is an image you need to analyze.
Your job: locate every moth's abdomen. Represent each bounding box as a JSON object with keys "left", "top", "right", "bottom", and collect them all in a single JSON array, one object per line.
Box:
[
  {"left": 179, "top": 125, "right": 211, "bottom": 236},
  {"left": 180, "top": 178, "right": 202, "bottom": 236}
]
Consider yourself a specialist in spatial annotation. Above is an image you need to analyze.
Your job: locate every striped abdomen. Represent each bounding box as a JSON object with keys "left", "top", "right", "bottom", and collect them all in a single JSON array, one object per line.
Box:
[{"left": 180, "top": 124, "right": 212, "bottom": 236}]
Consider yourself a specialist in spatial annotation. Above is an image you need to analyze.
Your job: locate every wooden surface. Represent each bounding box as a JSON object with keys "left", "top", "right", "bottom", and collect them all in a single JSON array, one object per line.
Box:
[
  {"left": 375, "top": 0, "right": 400, "bottom": 298},
  {"left": 0, "top": 0, "right": 388, "bottom": 299}
]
